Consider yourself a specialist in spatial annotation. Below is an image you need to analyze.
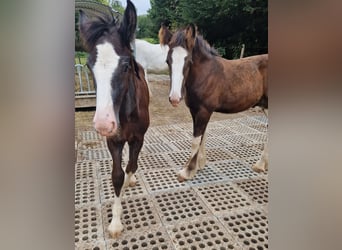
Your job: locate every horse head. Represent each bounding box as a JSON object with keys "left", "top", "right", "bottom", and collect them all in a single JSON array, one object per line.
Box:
[
  {"left": 79, "top": 0, "right": 139, "bottom": 136},
  {"left": 159, "top": 24, "right": 197, "bottom": 107}
]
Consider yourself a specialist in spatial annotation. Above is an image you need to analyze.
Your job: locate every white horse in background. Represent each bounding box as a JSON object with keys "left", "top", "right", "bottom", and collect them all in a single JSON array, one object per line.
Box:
[{"left": 134, "top": 39, "right": 169, "bottom": 96}]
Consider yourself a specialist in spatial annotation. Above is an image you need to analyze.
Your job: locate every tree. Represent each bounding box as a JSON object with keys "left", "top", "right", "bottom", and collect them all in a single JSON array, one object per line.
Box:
[
  {"left": 148, "top": 0, "right": 268, "bottom": 58},
  {"left": 148, "top": 0, "right": 183, "bottom": 38},
  {"left": 136, "top": 15, "right": 155, "bottom": 40}
]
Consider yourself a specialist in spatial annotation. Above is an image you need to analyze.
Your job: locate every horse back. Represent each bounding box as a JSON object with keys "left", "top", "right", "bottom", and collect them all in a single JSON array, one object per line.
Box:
[{"left": 188, "top": 54, "right": 268, "bottom": 113}]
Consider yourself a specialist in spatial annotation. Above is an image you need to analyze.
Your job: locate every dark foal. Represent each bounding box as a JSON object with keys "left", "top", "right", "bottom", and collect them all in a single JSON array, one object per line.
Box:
[
  {"left": 159, "top": 24, "right": 268, "bottom": 181},
  {"left": 79, "top": 0, "right": 149, "bottom": 237}
]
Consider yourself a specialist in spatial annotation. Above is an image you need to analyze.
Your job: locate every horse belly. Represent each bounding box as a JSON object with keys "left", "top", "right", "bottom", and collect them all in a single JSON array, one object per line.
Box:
[{"left": 216, "top": 79, "right": 264, "bottom": 113}]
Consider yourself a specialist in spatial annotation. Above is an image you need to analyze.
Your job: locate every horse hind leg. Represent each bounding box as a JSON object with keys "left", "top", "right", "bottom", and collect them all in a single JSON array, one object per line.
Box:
[
  {"left": 122, "top": 143, "right": 137, "bottom": 187},
  {"left": 124, "top": 138, "right": 144, "bottom": 187}
]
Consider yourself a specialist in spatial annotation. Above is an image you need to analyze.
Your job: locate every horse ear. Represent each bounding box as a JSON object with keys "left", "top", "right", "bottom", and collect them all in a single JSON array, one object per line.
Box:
[
  {"left": 119, "top": 0, "right": 137, "bottom": 46},
  {"left": 158, "top": 24, "right": 173, "bottom": 45},
  {"left": 79, "top": 10, "right": 92, "bottom": 51},
  {"left": 185, "top": 23, "right": 197, "bottom": 50}
]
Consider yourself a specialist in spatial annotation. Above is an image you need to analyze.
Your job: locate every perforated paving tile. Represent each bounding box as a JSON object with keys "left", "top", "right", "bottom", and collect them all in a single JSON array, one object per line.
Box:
[
  {"left": 75, "top": 205, "right": 104, "bottom": 247},
  {"left": 241, "top": 157, "right": 260, "bottom": 168},
  {"left": 250, "top": 143, "right": 265, "bottom": 151},
  {"left": 221, "top": 135, "right": 255, "bottom": 146},
  {"left": 236, "top": 178, "right": 269, "bottom": 205},
  {"left": 194, "top": 182, "right": 255, "bottom": 215},
  {"left": 106, "top": 226, "right": 174, "bottom": 250},
  {"left": 229, "top": 125, "right": 259, "bottom": 135},
  {"left": 216, "top": 119, "right": 241, "bottom": 127},
  {"left": 75, "top": 117, "right": 268, "bottom": 249},
  {"left": 138, "top": 153, "right": 172, "bottom": 171},
  {"left": 235, "top": 117, "right": 264, "bottom": 127},
  {"left": 101, "top": 196, "right": 162, "bottom": 237},
  {"left": 250, "top": 115, "right": 268, "bottom": 124},
  {"left": 188, "top": 165, "right": 227, "bottom": 186},
  {"left": 212, "top": 160, "right": 260, "bottom": 181},
  {"left": 97, "top": 159, "right": 112, "bottom": 177},
  {"left": 167, "top": 150, "right": 191, "bottom": 167},
  {"left": 141, "top": 142, "right": 175, "bottom": 154},
  {"left": 75, "top": 240, "right": 106, "bottom": 250},
  {"left": 243, "top": 133, "right": 268, "bottom": 143},
  {"left": 226, "top": 145, "right": 262, "bottom": 159},
  {"left": 152, "top": 188, "right": 211, "bottom": 225},
  {"left": 151, "top": 124, "right": 184, "bottom": 135},
  {"left": 75, "top": 179, "right": 100, "bottom": 207},
  {"left": 78, "top": 130, "right": 104, "bottom": 142},
  {"left": 99, "top": 173, "right": 148, "bottom": 201},
  {"left": 205, "top": 137, "right": 230, "bottom": 148},
  {"left": 159, "top": 131, "right": 192, "bottom": 142},
  {"left": 169, "top": 139, "right": 192, "bottom": 151},
  {"left": 143, "top": 132, "right": 165, "bottom": 144},
  {"left": 75, "top": 160, "right": 97, "bottom": 181},
  {"left": 78, "top": 148, "right": 111, "bottom": 161},
  {"left": 79, "top": 141, "right": 107, "bottom": 150},
  {"left": 206, "top": 127, "right": 236, "bottom": 138},
  {"left": 219, "top": 208, "right": 268, "bottom": 250},
  {"left": 249, "top": 124, "right": 268, "bottom": 133},
  {"left": 206, "top": 148, "right": 234, "bottom": 162},
  {"left": 141, "top": 168, "right": 190, "bottom": 193},
  {"left": 166, "top": 216, "right": 242, "bottom": 249}
]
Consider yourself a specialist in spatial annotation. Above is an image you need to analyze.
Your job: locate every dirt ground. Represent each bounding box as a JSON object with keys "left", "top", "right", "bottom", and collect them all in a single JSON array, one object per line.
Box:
[{"left": 75, "top": 74, "right": 263, "bottom": 129}]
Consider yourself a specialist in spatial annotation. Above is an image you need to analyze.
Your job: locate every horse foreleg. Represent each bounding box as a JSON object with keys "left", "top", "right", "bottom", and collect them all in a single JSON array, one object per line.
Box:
[
  {"left": 124, "top": 138, "right": 144, "bottom": 187},
  {"left": 178, "top": 108, "right": 211, "bottom": 182},
  {"left": 106, "top": 139, "right": 125, "bottom": 238}
]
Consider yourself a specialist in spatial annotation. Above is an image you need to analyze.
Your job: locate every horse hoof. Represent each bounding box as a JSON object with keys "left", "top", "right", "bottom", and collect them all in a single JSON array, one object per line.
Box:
[
  {"left": 177, "top": 174, "right": 186, "bottom": 182},
  {"left": 129, "top": 174, "right": 137, "bottom": 187},
  {"left": 252, "top": 164, "right": 265, "bottom": 173},
  {"left": 108, "top": 223, "right": 124, "bottom": 238},
  {"left": 109, "top": 230, "right": 123, "bottom": 238},
  {"left": 129, "top": 180, "right": 137, "bottom": 187}
]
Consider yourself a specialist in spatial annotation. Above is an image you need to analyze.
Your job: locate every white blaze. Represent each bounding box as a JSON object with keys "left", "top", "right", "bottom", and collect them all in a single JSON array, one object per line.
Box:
[
  {"left": 93, "top": 42, "right": 120, "bottom": 111},
  {"left": 170, "top": 46, "right": 188, "bottom": 100}
]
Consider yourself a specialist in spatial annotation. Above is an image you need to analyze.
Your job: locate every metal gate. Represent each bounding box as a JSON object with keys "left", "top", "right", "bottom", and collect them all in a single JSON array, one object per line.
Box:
[{"left": 75, "top": 63, "right": 96, "bottom": 109}]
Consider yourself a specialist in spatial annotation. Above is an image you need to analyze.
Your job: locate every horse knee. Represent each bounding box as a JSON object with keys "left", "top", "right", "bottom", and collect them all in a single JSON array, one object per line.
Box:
[{"left": 112, "top": 169, "right": 124, "bottom": 197}]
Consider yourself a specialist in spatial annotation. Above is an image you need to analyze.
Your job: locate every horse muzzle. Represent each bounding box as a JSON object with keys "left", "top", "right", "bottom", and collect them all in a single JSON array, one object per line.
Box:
[
  {"left": 93, "top": 109, "right": 118, "bottom": 136},
  {"left": 169, "top": 95, "right": 181, "bottom": 107},
  {"left": 94, "top": 121, "right": 117, "bottom": 137}
]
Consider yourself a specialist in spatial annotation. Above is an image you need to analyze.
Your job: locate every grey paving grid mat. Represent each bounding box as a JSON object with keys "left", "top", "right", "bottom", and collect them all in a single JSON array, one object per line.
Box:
[{"left": 75, "top": 114, "right": 268, "bottom": 249}]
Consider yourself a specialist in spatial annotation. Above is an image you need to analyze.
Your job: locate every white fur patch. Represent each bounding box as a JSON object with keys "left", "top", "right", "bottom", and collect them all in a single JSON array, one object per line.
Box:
[
  {"left": 108, "top": 195, "right": 123, "bottom": 236},
  {"left": 170, "top": 46, "right": 188, "bottom": 99},
  {"left": 191, "top": 136, "right": 202, "bottom": 157},
  {"left": 93, "top": 42, "right": 119, "bottom": 110}
]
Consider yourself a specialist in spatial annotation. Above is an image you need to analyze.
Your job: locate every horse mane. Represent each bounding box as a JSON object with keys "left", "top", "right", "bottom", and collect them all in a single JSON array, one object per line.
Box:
[
  {"left": 170, "top": 29, "right": 219, "bottom": 58},
  {"left": 79, "top": 12, "right": 117, "bottom": 51},
  {"left": 194, "top": 35, "right": 219, "bottom": 57}
]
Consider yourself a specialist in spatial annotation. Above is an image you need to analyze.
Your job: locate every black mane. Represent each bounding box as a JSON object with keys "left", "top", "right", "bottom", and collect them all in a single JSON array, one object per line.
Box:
[{"left": 79, "top": 11, "right": 117, "bottom": 51}]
